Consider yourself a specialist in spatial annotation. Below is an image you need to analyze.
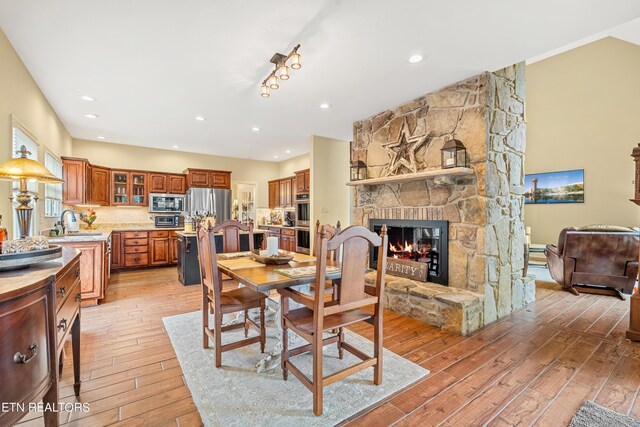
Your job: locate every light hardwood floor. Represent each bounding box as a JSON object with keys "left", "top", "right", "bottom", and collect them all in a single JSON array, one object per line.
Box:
[{"left": 17, "top": 267, "right": 640, "bottom": 426}]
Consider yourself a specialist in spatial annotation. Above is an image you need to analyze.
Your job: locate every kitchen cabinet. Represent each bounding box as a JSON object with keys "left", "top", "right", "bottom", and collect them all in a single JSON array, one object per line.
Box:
[
  {"left": 269, "top": 177, "right": 296, "bottom": 208},
  {"left": 111, "top": 232, "right": 123, "bottom": 269},
  {"left": 268, "top": 180, "right": 280, "bottom": 209},
  {"left": 168, "top": 174, "right": 187, "bottom": 194},
  {"left": 280, "top": 228, "right": 296, "bottom": 252},
  {"left": 111, "top": 171, "right": 148, "bottom": 206},
  {"left": 149, "top": 173, "right": 168, "bottom": 193},
  {"left": 295, "top": 169, "right": 310, "bottom": 194},
  {"left": 53, "top": 240, "right": 107, "bottom": 306},
  {"left": 149, "top": 231, "right": 170, "bottom": 265},
  {"left": 62, "top": 158, "right": 89, "bottom": 205},
  {"left": 185, "top": 168, "right": 232, "bottom": 189},
  {"left": 89, "top": 166, "right": 110, "bottom": 206},
  {"left": 169, "top": 231, "right": 179, "bottom": 264}
]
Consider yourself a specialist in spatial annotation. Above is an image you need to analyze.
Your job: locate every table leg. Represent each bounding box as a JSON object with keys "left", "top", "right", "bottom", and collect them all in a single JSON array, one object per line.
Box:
[{"left": 255, "top": 283, "right": 310, "bottom": 373}]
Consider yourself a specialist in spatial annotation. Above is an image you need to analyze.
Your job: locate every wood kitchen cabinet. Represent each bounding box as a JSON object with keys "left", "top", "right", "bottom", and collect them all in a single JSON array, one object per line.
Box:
[
  {"left": 169, "top": 231, "right": 179, "bottom": 264},
  {"left": 295, "top": 169, "right": 310, "bottom": 194},
  {"left": 62, "top": 158, "right": 89, "bottom": 205},
  {"left": 111, "top": 232, "right": 123, "bottom": 269},
  {"left": 269, "top": 176, "right": 296, "bottom": 208},
  {"left": 149, "top": 231, "right": 170, "bottom": 265},
  {"left": 185, "top": 168, "right": 231, "bottom": 189},
  {"left": 280, "top": 228, "right": 296, "bottom": 252},
  {"left": 89, "top": 166, "right": 110, "bottom": 206},
  {"left": 149, "top": 173, "right": 168, "bottom": 193},
  {"left": 111, "top": 171, "right": 148, "bottom": 206},
  {"left": 268, "top": 180, "right": 280, "bottom": 209},
  {"left": 168, "top": 174, "right": 187, "bottom": 194},
  {"left": 54, "top": 240, "right": 107, "bottom": 306}
]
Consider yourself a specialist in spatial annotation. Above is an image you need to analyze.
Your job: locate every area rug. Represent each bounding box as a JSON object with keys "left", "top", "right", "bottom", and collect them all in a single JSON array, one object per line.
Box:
[
  {"left": 163, "top": 311, "right": 428, "bottom": 426},
  {"left": 569, "top": 401, "right": 640, "bottom": 427}
]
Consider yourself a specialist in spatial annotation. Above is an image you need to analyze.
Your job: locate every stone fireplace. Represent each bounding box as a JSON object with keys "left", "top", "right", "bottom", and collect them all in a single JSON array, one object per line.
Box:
[
  {"left": 352, "top": 63, "right": 536, "bottom": 335},
  {"left": 369, "top": 219, "right": 448, "bottom": 285}
]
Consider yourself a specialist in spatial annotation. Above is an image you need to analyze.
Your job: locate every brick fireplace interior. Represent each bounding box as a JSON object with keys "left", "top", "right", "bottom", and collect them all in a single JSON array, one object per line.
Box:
[{"left": 369, "top": 219, "right": 449, "bottom": 285}]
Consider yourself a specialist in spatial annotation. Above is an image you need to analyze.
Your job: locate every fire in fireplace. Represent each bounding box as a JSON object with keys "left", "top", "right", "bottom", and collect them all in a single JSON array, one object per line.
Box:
[{"left": 369, "top": 219, "right": 449, "bottom": 285}]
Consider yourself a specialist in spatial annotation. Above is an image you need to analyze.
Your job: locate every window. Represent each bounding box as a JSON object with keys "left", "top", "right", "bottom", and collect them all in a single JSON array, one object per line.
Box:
[
  {"left": 44, "top": 151, "right": 63, "bottom": 217},
  {"left": 11, "top": 121, "right": 39, "bottom": 237}
]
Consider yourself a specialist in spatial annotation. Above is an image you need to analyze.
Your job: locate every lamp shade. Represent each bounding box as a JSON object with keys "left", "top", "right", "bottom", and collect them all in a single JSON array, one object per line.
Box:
[{"left": 0, "top": 145, "right": 63, "bottom": 183}]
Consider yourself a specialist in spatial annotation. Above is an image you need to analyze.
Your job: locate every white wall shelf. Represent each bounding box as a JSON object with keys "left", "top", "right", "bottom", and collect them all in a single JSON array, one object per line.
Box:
[{"left": 345, "top": 167, "right": 474, "bottom": 186}]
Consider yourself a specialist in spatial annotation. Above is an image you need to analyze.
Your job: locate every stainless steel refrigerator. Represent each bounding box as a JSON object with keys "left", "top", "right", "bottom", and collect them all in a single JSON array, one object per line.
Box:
[{"left": 185, "top": 188, "right": 232, "bottom": 222}]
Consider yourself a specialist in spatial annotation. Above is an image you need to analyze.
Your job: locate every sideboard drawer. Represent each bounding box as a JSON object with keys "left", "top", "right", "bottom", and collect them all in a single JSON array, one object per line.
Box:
[
  {"left": 124, "top": 245, "right": 148, "bottom": 254},
  {"left": 0, "top": 286, "right": 52, "bottom": 407},
  {"left": 124, "top": 238, "right": 149, "bottom": 246},
  {"left": 123, "top": 231, "right": 148, "bottom": 239},
  {"left": 149, "top": 231, "right": 170, "bottom": 238},
  {"left": 281, "top": 228, "right": 295, "bottom": 236},
  {"left": 55, "top": 259, "right": 80, "bottom": 308},
  {"left": 125, "top": 253, "right": 149, "bottom": 267},
  {"left": 56, "top": 281, "right": 80, "bottom": 348}
]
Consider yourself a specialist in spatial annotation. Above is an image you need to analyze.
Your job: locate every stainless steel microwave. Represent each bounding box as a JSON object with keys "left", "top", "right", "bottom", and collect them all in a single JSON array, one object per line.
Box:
[{"left": 149, "top": 193, "right": 186, "bottom": 213}]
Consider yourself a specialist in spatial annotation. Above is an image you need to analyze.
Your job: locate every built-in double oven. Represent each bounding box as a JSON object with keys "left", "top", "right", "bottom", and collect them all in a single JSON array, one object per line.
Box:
[{"left": 295, "top": 193, "right": 311, "bottom": 254}]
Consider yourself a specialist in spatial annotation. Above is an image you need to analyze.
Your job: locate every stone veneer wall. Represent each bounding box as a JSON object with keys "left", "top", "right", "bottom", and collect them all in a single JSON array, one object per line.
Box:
[{"left": 352, "top": 62, "right": 535, "bottom": 332}]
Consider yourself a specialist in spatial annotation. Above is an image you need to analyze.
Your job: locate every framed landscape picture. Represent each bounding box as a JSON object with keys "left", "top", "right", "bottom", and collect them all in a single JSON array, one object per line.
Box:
[{"left": 524, "top": 169, "right": 584, "bottom": 204}]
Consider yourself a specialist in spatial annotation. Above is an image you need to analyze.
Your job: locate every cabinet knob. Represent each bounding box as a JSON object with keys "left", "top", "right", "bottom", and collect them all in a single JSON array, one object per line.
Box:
[
  {"left": 57, "top": 287, "right": 66, "bottom": 298},
  {"left": 76, "top": 294, "right": 82, "bottom": 302},
  {"left": 58, "top": 318, "right": 68, "bottom": 332},
  {"left": 75, "top": 267, "right": 80, "bottom": 277},
  {"left": 134, "top": 258, "right": 140, "bottom": 262},
  {"left": 13, "top": 343, "right": 38, "bottom": 364}
]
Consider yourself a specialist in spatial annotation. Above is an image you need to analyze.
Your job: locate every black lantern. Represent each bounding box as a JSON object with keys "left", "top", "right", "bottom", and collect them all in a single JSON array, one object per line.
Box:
[
  {"left": 440, "top": 138, "right": 467, "bottom": 169},
  {"left": 350, "top": 160, "right": 367, "bottom": 181}
]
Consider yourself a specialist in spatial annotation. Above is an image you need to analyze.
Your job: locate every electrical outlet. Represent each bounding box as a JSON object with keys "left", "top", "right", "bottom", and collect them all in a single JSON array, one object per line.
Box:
[{"left": 321, "top": 207, "right": 329, "bottom": 213}]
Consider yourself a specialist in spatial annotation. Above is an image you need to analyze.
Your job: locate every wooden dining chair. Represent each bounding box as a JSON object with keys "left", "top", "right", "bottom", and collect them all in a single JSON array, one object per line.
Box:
[
  {"left": 278, "top": 224, "right": 388, "bottom": 416},
  {"left": 312, "top": 220, "right": 342, "bottom": 300},
  {"left": 196, "top": 220, "right": 266, "bottom": 368}
]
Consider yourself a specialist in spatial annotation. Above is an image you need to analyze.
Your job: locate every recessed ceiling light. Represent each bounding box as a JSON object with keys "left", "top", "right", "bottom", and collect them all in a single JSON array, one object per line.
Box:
[
  {"left": 96, "top": 136, "right": 105, "bottom": 140},
  {"left": 285, "top": 150, "right": 291, "bottom": 154},
  {"left": 84, "top": 113, "right": 99, "bottom": 119},
  {"left": 172, "top": 145, "right": 179, "bottom": 149},
  {"left": 80, "top": 95, "right": 95, "bottom": 101},
  {"left": 195, "top": 116, "right": 206, "bottom": 121},
  {"left": 408, "top": 54, "right": 423, "bottom": 64},
  {"left": 252, "top": 127, "right": 260, "bottom": 132},
  {"left": 319, "top": 103, "right": 331, "bottom": 109},
  {"left": 273, "top": 155, "right": 279, "bottom": 159}
]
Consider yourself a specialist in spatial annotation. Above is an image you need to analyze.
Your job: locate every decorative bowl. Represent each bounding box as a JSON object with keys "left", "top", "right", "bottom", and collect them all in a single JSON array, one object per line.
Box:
[{"left": 250, "top": 250, "right": 294, "bottom": 265}]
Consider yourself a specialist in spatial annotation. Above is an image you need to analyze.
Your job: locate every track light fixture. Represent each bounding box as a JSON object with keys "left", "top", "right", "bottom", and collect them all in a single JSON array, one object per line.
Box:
[{"left": 260, "top": 44, "right": 301, "bottom": 98}]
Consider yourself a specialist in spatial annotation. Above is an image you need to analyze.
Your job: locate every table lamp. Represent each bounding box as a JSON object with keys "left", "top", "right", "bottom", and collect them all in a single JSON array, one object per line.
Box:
[{"left": 0, "top": 145, "right": 63, "bottom": 238}]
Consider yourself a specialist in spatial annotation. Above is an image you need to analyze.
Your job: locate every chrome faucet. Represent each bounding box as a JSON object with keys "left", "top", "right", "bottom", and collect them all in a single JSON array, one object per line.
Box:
[{"left": 59, "top": 209, "right": 77, "bottom": 234}]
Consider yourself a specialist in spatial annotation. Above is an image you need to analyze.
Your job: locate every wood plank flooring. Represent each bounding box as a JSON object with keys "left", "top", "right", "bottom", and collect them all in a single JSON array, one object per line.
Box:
[{"left": 17, "top": 268, "right": 640, "bottom": 426}]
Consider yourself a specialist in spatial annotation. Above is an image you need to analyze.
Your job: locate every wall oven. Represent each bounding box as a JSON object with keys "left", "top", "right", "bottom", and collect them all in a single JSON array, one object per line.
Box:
[
  {"left": 295, "top": 193, "right": 310, "bottom": 227},
  {"left": 149, "top": 193, "right": 185, "bottom": 213},
  {"left": 296, "top": 227, "right": 310, "bottom": 254}
]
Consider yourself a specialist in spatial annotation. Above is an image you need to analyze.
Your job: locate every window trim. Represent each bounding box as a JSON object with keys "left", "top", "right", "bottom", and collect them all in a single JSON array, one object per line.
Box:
[{"left": 44, "top": 147, "right": 63, "bottom": 218}]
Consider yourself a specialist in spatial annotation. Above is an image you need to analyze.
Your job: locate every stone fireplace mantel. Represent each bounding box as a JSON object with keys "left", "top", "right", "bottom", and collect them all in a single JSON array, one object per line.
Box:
[{"left": 346, "top": 166, "right": 474, "bottom": 187}]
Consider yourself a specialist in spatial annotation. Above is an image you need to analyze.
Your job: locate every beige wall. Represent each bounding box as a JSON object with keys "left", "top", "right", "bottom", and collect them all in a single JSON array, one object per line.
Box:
[
  {"left": 277, "top": 154, "right": 310, "bottom": 178},
  {"left": 525, "top": 37, "right": 640, "bottom": 244},
  {"left": 0, "top": 29, "right": 73, "bottom": 237},
  {"left": 72, "top": 139, "right": 281, "bottom": 207},
  {"left": 310, "top": 135, "right": 351, "bottom": 247}
]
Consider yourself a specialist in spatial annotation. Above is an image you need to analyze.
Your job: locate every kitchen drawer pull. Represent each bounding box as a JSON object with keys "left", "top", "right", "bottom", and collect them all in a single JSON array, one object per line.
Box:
[
  {"left": 13, "top": 343, "right": 38, "bottom": 364},
  {"left": 58, "top": 318, "right": 68, "bottom": 332},
  {"left": 75, "top": 267, "right": 80, "bottom": 277},
  {"left": 57, "top": 287, "right": 66, "bottom": 298},
  {"left": 76, "top": 294, "right": 82, "bottom": 302}
]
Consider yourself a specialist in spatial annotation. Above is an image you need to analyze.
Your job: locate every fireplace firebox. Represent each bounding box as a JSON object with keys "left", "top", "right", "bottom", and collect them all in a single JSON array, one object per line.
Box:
[{"left": 369, "top": 219, "right": 448, "bottom": 285}]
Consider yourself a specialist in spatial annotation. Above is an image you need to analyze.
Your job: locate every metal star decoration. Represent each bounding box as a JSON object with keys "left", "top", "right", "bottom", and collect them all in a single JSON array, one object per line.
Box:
[{"left": 380, "top": 119, "right": 429, "bottom": 177}]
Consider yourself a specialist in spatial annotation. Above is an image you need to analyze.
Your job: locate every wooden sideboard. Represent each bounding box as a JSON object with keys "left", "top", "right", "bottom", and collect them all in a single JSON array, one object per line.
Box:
[{"left": 0, "top": 248, "right": 82, "bottom": 426}]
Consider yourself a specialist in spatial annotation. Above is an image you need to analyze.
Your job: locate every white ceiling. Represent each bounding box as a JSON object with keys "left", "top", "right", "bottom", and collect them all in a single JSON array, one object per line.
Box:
[{"left": 1, "top": 0, "right": 640, "bottom": 161}]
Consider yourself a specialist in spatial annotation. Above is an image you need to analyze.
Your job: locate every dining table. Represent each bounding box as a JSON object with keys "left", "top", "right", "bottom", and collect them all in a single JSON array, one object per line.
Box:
[{"left": 215, "top": 251, "right": 341, "bottom": 372}]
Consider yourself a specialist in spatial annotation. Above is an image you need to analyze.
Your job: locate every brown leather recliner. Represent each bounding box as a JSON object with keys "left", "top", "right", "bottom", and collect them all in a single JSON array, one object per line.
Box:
[{"left": 545, "top": 227, "right": 639, "bottom": 298}]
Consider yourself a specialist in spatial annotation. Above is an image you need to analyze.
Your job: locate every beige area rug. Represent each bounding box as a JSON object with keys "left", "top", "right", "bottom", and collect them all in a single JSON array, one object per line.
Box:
[
  {"left": 163, "top": 311, "right": 428, "bottom": 427},
  {"left": 570, "top": 401, "right": 640, "bottom": 426}
]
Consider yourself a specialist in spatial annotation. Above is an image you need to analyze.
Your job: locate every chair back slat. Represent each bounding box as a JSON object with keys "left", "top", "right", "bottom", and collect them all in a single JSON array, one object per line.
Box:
[
  {"left": 313, "top": 220, "right": 342, "bottom": 261},
  {"left": 212, "top": 220, "right": 254, "bottom": 254},
  {"left": 315, "top": 224, "right": 387, "bottom": 313}
]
